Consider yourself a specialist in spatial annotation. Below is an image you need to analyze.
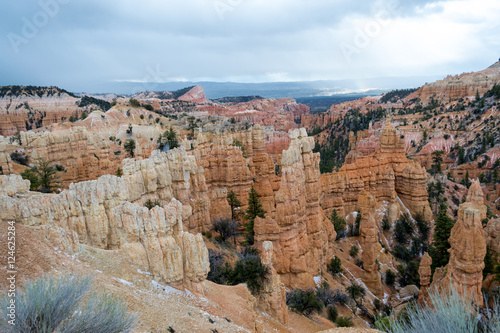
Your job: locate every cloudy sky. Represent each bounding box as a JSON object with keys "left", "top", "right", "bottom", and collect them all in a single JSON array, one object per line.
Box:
[{"left": 1, "top": 0, "right": 499, "bottom": 92}]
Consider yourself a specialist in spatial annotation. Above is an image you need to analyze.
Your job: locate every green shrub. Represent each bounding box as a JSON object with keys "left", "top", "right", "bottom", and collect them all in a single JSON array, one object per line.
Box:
[
  {"left": 385, "top": 269, "right": 396, "bottom": 287},
  {"left": 144, "top": 199, "right": 161, "bottom": 210},
  {"left": 335, "top": 316, "right": 353, "bottom": 327},
  {"left": 349, "top": 245, "right": 359, "bottom": 257},
  {"left": 327, "top": 256, "right": 343, "bottom": 276},
  {"left": 0, "top": 274, "right": 136, "bottom": 333},
  {"left": 129, "top": 98, "right": 140, "bottom": 107},
  {"left": 327, "top": 305, "right": 338, "bottom": 322},
  {"left": 330, "top": 209, "right": 346, "bottom": 240},
  {"left": 397, "top": 261, "right": 420, "bottom": 288},
  {"left": 355, "top": 258, "right": 364, "bottom": 268},
  {"left": 286, "top": 289, "right": 324, "bottom": 315},
  {"left": 352, "top": 213, "right": 361, "bottom": 236},
  {"left": 207, "top": 250, "right": 233, "bottom": 285},
  {"left": 382, "top": 217, "right": 391, "bottom": 231},
  {"left": 20, "top": 158, "right": 65, "bottom": 193},
  {"left": 346, "top": 283, "right": 366, "bottom": 300},
  {"left": 10, "top": 152, "right": 29, "bottom": 166},
  {"left": 230, "top": 250, "right": 269, "bottom": 295},
  {"left": 124, "top": 139, "right": 136, "bottom": 157}
]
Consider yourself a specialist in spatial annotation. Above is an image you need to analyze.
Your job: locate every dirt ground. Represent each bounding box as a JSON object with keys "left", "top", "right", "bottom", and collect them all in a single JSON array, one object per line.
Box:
[{"left": 0, "top": 222, "right": 375, "bottom": 332}]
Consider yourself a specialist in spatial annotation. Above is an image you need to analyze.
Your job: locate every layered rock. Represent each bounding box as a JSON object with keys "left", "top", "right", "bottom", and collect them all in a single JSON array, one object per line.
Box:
[
  {"left": 2, "top": 105, "right": 164, "bottom": 187},
  {"left": 0, "top": 87, "right": 84, "bottom": 136},
  {"left": 431, "top": 180, "right": 487, "bottom": 306},
  {"left": 0, "top": 174, "right": 30, "bottom": 197},
  {"left": 407, "top": 61, "right": 500, "bottom": 105},
  {"left": 177, "top": 85, "right": 209, "bottom": 104},
  {"left": 417, "top": 252, "right": 432, "bottom": 305},
  {"left": 320, "top": 121, "right": 432, "bottom": 222},
  {"left": 255, "top": 128, "right": 336, "bottom": 288},
  {"left": 0, "top": 151, "right": 210, "bottom": 288},
  {"left": 258, "top": 241, "right": 289, "bottom": 325},
  {"left": 358, "top": 192, "right": 383, "bottom": 297}
]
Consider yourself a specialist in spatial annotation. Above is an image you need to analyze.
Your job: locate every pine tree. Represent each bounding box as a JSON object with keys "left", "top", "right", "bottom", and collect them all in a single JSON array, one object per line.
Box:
[
  {"left": 458, "top": 147, "right": 466, "bottom": 165},
  {"left": 429, "top": 203, "right": 455, "bottom": 272},
  {"left": 227, "top": 190, "right": 242, "bottom": 220},
  {"left": 329, "top": 209, "right": 346, "bottom": 240},
  {"left": 20, "top": 158, "right": 65, "bottom": 193},
  {"left": 245, "top": 186, "right": 265, "bottom": 245},
  {"left": 431, "top": 150, "right": 444, "bottom": 174}
]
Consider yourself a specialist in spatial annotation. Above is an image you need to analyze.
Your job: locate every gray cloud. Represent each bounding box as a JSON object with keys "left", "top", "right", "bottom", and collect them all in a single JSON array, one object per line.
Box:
[{"left": 0, "top": 0, "right": 498, "bottom": 92}]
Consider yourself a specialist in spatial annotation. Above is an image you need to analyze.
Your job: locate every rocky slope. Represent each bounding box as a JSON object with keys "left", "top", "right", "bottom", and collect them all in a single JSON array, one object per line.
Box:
[{"left": 407, "top": 61, "right": 500, "bottom": 105}]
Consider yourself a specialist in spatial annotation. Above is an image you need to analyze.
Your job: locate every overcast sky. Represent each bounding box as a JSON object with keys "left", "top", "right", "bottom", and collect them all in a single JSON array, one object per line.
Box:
[{"left": 1, "top": 0, "right": 499, "bottom": 92}]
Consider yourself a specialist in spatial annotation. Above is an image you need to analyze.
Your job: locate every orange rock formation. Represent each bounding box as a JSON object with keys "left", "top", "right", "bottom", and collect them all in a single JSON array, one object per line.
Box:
[
  {"left": 431, "top": 180, "right": 487, "bottom": 306},
  {"left": 320, "top": 121, "right": 432, "bottom": 223},
  {"left": 358, "top": 191, "right": 383, "bottom": 297},
  {"left": 417, "top": 252, "right": 432, "bottom": 305}
]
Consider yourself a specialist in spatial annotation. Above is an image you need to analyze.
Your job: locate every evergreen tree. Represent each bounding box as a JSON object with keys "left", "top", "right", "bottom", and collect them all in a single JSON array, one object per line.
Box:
[
  {"left": 245, "top": 186, "right": 265, "bottom": 245},
  {"left": 353, "top": 213, "right": 361, "bottom": 237},
  {"left": 429, "top": 203, "right": 455, "bottom": 272},
  {"left": 20, "top": 158, "right": 65, "bottom": 193},
  {"left": 124, "top": 139, "right": 136, "bottom": 157},
  {"left": 227, "top": 190, "right": 242, "bottom": 220},
  {"left": 431, "top": 150, "right": 444, "bottom": 174},
  {"left": 329, "top": 209, "right": 346, "bottom": 240},
  {"left": 458, "top": 147, "right": 466, "bottom": 165},
  {"left": 158, "top": 128, "right": 179, "bottom": 151}
]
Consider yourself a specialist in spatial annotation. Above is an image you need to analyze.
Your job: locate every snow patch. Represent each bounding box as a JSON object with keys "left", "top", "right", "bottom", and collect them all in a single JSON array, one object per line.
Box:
[
  {"left": 113, "top": 277, "right": 133, "bottom": 286},
  {"left": 313, "top": 276, "right": 322, "bottom": 286}
]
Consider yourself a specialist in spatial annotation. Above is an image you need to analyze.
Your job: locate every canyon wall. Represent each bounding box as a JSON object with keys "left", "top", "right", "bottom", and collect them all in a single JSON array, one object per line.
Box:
[
  {"left": 0, "top": 92, "right": 85, "bottom": 136},
  {"left": 407, "top": 61, "right": 500, "bottom": 104},
  {"left": 254, "top": 128, "right": 336, "bottom": 288},
  {"left": 430, "top": 180, "right": 487, "bottom": 306},
  {"left": 320, "top": 121, "right": 432, "bottom": 223},
  {"left": 0, "top": 151, "right": 210, "bottom": 290}
]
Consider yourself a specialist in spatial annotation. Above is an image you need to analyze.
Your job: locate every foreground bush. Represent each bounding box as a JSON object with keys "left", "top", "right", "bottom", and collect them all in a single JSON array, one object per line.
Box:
[
  {"left": 230, "top": 250, "right": 269, "bottom": 294},
  {"left": 335, "top": 316, "right": 353, "bottom": 327},
  {"left": 207, "top": 250, "right": 233, "bottom": 285},
  {"left": 286, "top": 289, "right": 324, "bottom": 315},
  {"left": 0, "top": 274, "right": 136, "bottom": 333},
  {"left": 327, "top": 305, "right": 338, "bottom": 322},
  {"left": 327, "top": 256, "right": 343, "bottom": 276},
  {"left": 379, "top": 285, "right": 500, "bottom": 333}
]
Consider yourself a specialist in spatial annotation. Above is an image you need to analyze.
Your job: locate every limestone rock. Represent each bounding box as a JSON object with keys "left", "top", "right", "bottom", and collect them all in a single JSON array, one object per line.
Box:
[
  {"left": 418, "top": 252, "right": 432, "bottom": 305},
  {"left": 257, "top": 241, "right": 289, "bottom": 325},
  {"left": 0, "top": 150, "right": 210, "bottom": 288},
  {"left": 0, "top": 174, "right": 30, "bottom": 196},
  {"left": 431, "top": 180, "right": 487, "bottom": 306},
  {"left": 255, "top": 128, "right": 336, "bottom": 288},
  {"left": 320, "top": 121, "right": 432, "bottom": 222},
  {"left": 399, "top": 285, "right": 419, "bottom": 299},
  {"left": 358, "top": 192, "right": 383, "bottom": 297}
]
